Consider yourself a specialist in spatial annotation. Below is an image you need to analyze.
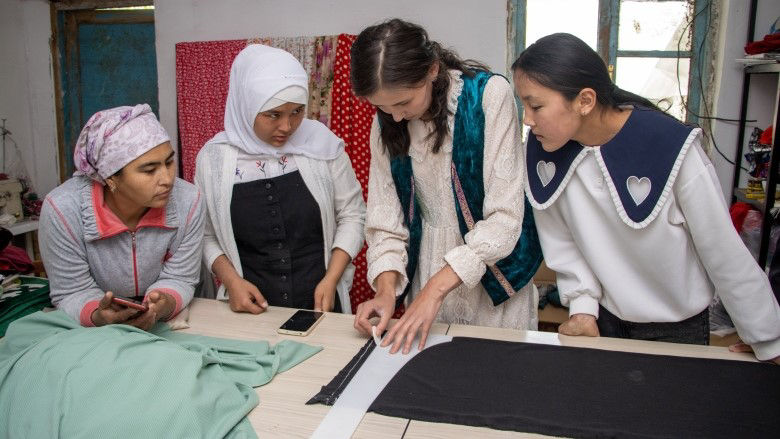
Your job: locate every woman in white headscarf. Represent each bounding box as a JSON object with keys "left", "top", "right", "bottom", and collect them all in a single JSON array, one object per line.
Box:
[
  {"left": 39, "top": 104, "right": 205, "bottom": 329},
  {"left": 195, "top": 44, "right": 365, "bottom": 314}
]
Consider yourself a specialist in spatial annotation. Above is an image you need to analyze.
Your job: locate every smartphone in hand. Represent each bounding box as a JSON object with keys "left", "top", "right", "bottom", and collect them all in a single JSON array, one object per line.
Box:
[
  {"left": 111, "top": 295, "right": 149, "bottom": 312},
  {"left": 277, "top": 310, "right": 324, "bottom": 336}
]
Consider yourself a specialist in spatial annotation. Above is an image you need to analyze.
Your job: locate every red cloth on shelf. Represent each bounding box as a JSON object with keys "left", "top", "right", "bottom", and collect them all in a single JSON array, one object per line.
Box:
[
  {"left": 745, "top": 32, "right": 780, "bottom": 55},
  {"left": 175, "top": 39, "right": 248, "bottom": 182},
  {"left": 759, "top": 125, "right": 774, "bottom": 145},
  {"left": 730, "top": 202, "right": 754, "bottom": 232},
  {"left": 0, "top": 245, "right": 33, "bottom": 274}
]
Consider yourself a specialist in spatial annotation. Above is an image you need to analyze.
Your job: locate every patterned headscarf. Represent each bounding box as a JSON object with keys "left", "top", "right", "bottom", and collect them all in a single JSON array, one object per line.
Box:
[{"left": 73, "top": 104, "right": 170, "bottom": 184}]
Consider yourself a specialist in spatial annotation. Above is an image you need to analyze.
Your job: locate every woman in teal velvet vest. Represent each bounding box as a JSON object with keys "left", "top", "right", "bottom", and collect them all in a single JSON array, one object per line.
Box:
[{"left": 350, "top": 19, "right": 543, "bottom": 354}]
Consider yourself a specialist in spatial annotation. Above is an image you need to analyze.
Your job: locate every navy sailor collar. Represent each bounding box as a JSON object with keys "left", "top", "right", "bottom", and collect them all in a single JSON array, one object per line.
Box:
[{"left": 525, "top": 107, "right": 701, "bottom": 229}]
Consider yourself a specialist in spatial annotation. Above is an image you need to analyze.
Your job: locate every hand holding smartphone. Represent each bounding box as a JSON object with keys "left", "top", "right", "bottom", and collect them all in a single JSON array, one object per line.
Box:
[
  {"left": 111, "top": 295, "right": 149, "bottom": 312},
  {"left": 277, "top": 310, "right": 324, "bottom": 336}
]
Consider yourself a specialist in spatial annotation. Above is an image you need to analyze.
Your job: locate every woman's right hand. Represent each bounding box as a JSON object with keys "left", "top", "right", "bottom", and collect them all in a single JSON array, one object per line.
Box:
[
  {"left": 91, "top": 291, "right": 143, "bottom": 327},
  {"left": 558, "top": 313, "right": 600, "bottom": 337},
  {"left": 353, "top": 289, "right": 396, "bottom": 337},
  {"left": 225, "top": 276, "right": 268, "bottom": 314}
]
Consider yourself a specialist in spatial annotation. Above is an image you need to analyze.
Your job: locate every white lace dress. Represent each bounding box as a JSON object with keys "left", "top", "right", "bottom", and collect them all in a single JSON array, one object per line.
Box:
[{"left": 365, "top": 70, "right": 538, "bottom": 329}]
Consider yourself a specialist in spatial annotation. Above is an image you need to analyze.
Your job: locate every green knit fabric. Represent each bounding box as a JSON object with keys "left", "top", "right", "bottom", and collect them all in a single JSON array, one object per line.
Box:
[{"left": 0, "top": 311, "right": 322, "bottom": 439}]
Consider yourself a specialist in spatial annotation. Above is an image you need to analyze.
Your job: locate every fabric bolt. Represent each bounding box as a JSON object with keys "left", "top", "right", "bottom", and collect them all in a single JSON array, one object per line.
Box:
[
  {"left": 247, "top": 36, "right": 316, "bottom": 75},
  {"left": 39, "top": 176, "right": 204, "bottom": 325},
  {"left": 365, "top": 70, "right": 537, "bottom": 329},
  {"left": 329, "top": 33, "right": 386, "bottom": 314},
  {"left": 308, "top": 35, "right": 340, "bottom": 127},
  {"left": 0, "top": 310, "right": 321, "bottom": 439},
  {"left": 230, "top": 171, "right": 327, "bottom": 310},
  {"left": 175, "top": 39, "right": 248, "bottom": 182},
  {"left": 312, "top": 336, "right": 780, "bottom": 439}
]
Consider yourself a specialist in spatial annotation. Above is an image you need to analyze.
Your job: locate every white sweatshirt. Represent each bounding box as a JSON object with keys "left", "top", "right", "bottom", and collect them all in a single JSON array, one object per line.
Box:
[{"left": 532, "top": 137, "right": 780, "bottom": 361}]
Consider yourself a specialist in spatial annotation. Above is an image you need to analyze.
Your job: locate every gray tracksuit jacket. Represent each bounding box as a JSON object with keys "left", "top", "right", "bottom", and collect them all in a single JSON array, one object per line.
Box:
[{"left": 39, "top": 176, "right": 204, "bottom": 325}]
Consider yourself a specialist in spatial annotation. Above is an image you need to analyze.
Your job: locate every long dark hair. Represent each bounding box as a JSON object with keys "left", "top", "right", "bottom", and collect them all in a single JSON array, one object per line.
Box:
[
  {"left": 512, "top": 33, "right": 660, "bottom": 112},
  {"left": 351, "top": 19, "right": 490, "bottom": 158}
]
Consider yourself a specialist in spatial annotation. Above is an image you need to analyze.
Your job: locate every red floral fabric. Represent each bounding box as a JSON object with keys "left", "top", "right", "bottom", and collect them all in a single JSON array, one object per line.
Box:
[{"left": 175, "top": 39, "right": 248, "bottom": 182}]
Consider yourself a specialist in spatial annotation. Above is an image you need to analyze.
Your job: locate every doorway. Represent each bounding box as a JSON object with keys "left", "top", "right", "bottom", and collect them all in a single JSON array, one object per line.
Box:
[{"left": 53, "top": 3, "right": 158, "bottom": 179}]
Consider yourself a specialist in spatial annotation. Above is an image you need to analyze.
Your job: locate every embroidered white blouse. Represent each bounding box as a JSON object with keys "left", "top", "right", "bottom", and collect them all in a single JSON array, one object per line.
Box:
[
  {"left": 233, "top": 151, "right": 299, "bottom": 182},
  {"left": 364, "top": 70, "right": 538, "bottom": 329}
]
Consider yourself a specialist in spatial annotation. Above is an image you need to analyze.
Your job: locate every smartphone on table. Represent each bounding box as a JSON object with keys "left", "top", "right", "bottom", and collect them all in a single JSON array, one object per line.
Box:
[
  {"left": 111, "top": 295, "right": 149, "bottom": 312},
  {"left": 277, "top": 310, "right": 324, "bottom": 336}
]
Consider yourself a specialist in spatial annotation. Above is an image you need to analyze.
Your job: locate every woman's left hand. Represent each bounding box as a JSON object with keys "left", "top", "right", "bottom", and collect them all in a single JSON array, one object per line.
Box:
[
  {"left": 314, "top": 278, "right": 337, "bottom": 312},
  {"left": 729, "top": 340, "right": 780, "bottom": 365},
  {"left": 382, "top": 265, "right": 462, "bottom": 355}
]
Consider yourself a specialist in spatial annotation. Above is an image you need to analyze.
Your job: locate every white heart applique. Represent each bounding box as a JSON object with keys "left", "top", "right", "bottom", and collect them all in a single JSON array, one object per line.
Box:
[
  {"left": 626, "top": 176, "right": 651, "bottom": 205},
  {"left": 536, "top": 161, "right": 556, "bottom": 187}
]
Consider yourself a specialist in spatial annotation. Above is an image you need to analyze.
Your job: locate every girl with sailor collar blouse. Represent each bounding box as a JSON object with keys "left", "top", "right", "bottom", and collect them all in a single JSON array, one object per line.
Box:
[{"left": 514, "top": 33, "right": 780, "bottom": 364}]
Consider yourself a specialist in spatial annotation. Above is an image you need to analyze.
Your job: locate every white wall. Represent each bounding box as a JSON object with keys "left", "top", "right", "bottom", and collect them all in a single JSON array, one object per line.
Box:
[
  {"left": 711, "top": 0, "right": 780, "bottom": 197},
  {"left": 153, "top": 0, "right": 509, "bottom": 151},
  {"left": 0, "top": 0, "right": 59, "bottom": 196},
  {"left": 3, "top": 0, "right": 778, "bottom": 200}
]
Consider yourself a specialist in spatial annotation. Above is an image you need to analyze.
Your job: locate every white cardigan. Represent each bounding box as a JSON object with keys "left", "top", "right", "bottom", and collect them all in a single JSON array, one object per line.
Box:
[{"left": 195, "top": 142, "right": 366, "bottom": 313}]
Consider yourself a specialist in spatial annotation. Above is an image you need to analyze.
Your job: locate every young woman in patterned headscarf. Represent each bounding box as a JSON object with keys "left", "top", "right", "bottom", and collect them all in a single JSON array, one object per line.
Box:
[{"left": 39, "top": 104, "right": 205, "bottom": 329}]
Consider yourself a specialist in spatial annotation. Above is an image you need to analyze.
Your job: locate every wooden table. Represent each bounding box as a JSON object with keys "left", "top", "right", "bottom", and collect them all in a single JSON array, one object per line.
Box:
[{"left": 182, "top": 298, "right": 754, "bottom": 438}]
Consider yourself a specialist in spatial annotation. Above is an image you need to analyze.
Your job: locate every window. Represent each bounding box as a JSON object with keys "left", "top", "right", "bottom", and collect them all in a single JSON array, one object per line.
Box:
[{"left": 511, "top": 0, "right": 712, "bottom": 124}]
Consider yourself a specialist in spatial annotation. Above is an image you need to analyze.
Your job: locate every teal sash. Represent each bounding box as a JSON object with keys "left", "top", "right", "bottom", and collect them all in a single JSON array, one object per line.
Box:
[{"left": 390, "top": 71, "right": 542, "bottom": 306}]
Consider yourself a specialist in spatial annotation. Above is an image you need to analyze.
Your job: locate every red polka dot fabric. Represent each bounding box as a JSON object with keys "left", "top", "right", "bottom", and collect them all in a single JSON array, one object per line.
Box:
[
  {"left": 330, "top": 34, "right": 404, "bottom": 317},
  {"left": 175, "top": 39, "right": 248, "bottom": 182}
]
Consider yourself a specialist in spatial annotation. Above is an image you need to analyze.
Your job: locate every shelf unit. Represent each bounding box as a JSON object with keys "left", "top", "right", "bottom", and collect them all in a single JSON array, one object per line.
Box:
[
  {"left": 730, "top": 0, "right": 780, "bottom": 269},
  {"left": 732, "top": 62, "right": 780, "bottom": 269}
]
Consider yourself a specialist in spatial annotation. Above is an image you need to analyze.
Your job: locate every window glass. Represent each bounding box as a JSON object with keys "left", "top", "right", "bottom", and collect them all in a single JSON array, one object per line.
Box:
[
  {"left": 616, "top": 57, "right": 690, "bottom": 120},
  {"left": 618, "top": 1, "right": 693, "bottom": 51},
  {"left": 525, "top": 0, "right": 599, "bottom": 49}
]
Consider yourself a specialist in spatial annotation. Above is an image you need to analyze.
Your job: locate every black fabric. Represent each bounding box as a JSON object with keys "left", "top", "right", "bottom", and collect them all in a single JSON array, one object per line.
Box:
[
  {"left": 311, "top": 336, "right": 780, "bottom": 438},
  {"left": 597, "top": 305, "right": 710, "bottom": 345},
  {"left": 231, "top": 171, "right": 335, "bottom": 311}
]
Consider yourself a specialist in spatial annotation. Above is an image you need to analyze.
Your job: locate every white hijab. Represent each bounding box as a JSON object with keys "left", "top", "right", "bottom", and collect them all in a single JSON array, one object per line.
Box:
[{"left": 205, "top": 44, "right": 343, "bottom": 159}]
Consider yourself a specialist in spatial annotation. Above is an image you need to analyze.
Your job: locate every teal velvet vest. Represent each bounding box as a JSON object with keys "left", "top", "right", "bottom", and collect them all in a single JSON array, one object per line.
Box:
[{"left": 390, "top": 71, "right": 543, "bottom": 306}]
